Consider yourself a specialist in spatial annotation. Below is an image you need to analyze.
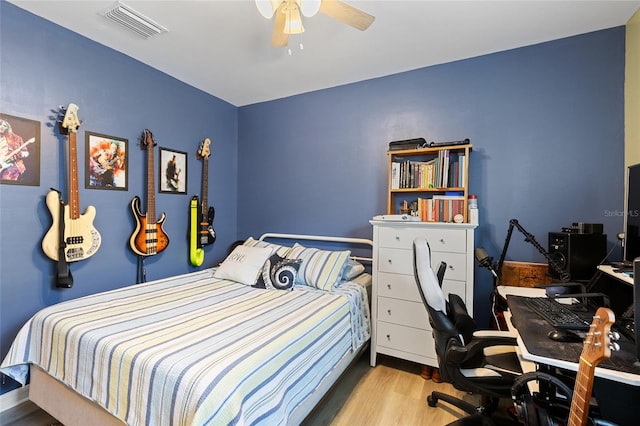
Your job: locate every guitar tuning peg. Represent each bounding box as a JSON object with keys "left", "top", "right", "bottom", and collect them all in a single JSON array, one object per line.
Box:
[
  {"left": 610, "top": 341, "right": 620, "bottom": 352},
  {"left": 610, "top": 330, "right": 621, "bottom": 341},
  {"left": 59, "top": 105, "right": 66, "bottom": 111}
]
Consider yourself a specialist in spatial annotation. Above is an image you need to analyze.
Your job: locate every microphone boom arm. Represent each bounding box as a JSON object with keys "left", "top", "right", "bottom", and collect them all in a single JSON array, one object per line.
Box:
[{"left": 496, "top": 219, "right": 571, "bottom": 282}]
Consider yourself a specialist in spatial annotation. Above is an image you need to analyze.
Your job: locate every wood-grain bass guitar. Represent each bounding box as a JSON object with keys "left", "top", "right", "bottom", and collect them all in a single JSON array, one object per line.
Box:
[
  {"left": 129, "top": 129, "right": 169, "bottom": 256},
  {"left": 189, "top": 138, "right": 215, "bottom": 266},
  {"left": 42, "top": 104, "right": 101, "bottom": 263}
]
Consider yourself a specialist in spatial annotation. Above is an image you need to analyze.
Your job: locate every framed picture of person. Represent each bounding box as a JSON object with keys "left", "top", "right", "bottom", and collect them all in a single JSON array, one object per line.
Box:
[
  {"left": 85, "top": 132, "right": 128, "bottom": 190},
  {"left": 0, "top": 113, "right": 41, "bottom": 186},
  {"left": 159, "top": 147, "right": 187, "bottom": 194}
]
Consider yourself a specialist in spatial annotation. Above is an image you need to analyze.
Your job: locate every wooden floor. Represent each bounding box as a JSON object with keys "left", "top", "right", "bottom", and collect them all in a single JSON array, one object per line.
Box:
[
  {"left": 305, "top": 353, "right": 487, "bottom": 426},
  {"left": 0, "top": 353, "right": 501, "bottom": 426}
]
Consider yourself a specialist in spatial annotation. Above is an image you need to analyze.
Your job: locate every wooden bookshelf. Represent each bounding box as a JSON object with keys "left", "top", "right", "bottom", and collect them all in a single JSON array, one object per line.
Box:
[{"left": 387, "top": 144, "right": 472, "bottom": 222}]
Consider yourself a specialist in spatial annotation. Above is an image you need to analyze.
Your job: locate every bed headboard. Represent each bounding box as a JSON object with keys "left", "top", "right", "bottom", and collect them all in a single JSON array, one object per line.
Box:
[{"left": 258, "top": 233, "right": 373, "bottom": 264}]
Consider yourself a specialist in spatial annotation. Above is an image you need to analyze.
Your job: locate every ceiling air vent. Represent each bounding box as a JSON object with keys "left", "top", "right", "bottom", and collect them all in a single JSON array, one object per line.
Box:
[{"left": 101, "top": 1, "right": 168, "bottom": 39}]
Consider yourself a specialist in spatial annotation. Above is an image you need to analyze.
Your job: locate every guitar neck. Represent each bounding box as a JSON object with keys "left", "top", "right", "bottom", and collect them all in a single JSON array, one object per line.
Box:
[
  {"left": 68, "top": 132, "right": 80, "bottom": 219},
  {"left": 567, "top": 307, "right": 616, "bottom": 426},
  {"left": 147, "top": 143, "right": 156, "bottom": 224},
  {"left": 201, "top": 157, "right": 209, "bottom": 213},
  {"left": 568, "top": 358, "right": 597, "bottom": 426}
]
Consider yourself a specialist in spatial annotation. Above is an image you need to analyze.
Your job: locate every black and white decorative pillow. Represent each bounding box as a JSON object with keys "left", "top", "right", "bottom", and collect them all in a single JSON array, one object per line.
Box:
[{"left": 254, "top": 254, "right": 302, "bottom": 291}]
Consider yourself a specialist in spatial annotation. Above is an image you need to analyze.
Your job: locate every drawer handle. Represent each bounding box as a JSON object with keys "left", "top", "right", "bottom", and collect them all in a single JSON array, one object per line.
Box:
[
  {"left": 386, "top": 334, "right": 391, "bottom": 340},
  {"left": 439, "top": 238, "right": 445, "bottom": 244},
  {"left": 448, "top": 265, "right": 454, "bottom": 270},
  {"left": 387, "top": 259, "right": 392, "bottom": 264},
  {"left": 387, "top": 284, "right": 392, "bottom": 290},
  {"left": 395, "top": 236, "right": 400, "bottom": 241},
  {"left": 387, "top": 309, "right": 392, "bottom": 315}
]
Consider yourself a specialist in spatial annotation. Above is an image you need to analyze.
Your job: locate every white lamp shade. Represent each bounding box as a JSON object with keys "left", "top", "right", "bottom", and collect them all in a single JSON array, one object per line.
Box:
[
  {"left": 300, "top": 0, "right": 321, "bottom": 17},
  {"left": 284, "top": 3, "right": 304, "bottom": 34},
  {"left": 255, "top": 0, "right": 282, "bottom": 19}
]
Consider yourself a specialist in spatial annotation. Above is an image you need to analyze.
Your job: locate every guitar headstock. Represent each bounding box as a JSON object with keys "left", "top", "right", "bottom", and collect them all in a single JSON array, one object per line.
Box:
[
  {"left": 583, "top": 307, "right": 618, "bottom": 365},
  {"left": 59, "top": 103, "right": 80, "bottom": 134},
  {"left": 142, "top": 129, "right": 155, "bottom": 150},
  {"left": 197, "top": 138, "right": 211, "bottom": 160}
]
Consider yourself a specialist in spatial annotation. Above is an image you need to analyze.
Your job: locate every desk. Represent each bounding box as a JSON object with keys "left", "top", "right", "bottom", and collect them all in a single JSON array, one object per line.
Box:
[
  {"left": 499, "top": 283, "right": 640, "bottom": 426},
  {"left": 597, "top": 264, "right": 633, "bottom": 285},
  {"left": 505, "top": 292, "right": 640, "bottom": 386}
]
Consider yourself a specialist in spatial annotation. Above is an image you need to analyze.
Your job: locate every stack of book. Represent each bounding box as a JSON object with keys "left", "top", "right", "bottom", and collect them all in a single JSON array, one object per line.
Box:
[
  {"left": 413, "top": 193, "right": 465, "bottom": 222},
  {"left": 390, "top": 150, "right": 465, "bottom": 189}
]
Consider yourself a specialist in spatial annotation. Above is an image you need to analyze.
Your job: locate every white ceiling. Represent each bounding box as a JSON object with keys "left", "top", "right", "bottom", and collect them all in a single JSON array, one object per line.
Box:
[{"left": 7, "top": 0, "right": 640, "bottom": 107}]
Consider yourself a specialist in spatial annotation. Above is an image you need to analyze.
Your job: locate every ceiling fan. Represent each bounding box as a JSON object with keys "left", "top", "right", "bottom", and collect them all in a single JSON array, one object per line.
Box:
[{"left": 255, "top": 0, "right": 375, "bottom": 47}]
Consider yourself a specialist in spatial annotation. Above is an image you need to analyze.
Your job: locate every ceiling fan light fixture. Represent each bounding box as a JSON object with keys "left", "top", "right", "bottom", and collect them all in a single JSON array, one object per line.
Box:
[
  {"left": 283, "top": 2, "right": 304, "bottom": 35},
  {"left": 255, "top": 0, "right": 283, "bottom": 19}
]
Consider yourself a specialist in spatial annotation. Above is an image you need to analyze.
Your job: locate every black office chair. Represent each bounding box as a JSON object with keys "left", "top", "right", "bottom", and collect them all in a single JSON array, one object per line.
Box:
[{"left": 413, "top": 237, "right": 523, "bottom": 422}]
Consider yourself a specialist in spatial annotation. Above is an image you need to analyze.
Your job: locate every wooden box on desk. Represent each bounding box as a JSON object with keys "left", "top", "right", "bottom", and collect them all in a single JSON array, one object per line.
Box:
[{"left": 498, "top": 261, "right": 553, "bottom": 287}]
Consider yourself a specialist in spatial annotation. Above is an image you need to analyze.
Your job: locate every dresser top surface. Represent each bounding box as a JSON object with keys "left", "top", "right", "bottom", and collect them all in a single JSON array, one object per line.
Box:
[{"left": 370, "top": 220, "right": 478, "bottom": 230}]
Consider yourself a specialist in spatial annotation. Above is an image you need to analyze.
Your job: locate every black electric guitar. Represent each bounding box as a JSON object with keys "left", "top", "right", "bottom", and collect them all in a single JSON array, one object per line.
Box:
[
  {"left": 129, "top": 129, "right": 169, "bottom": 256},
  {"left": 189, "top": 138, "right": 215, "bottom": 266},
  {"left": 42, "top": 103, "right": 101, "bottom": 263},
  {"left": 196, "top": 138, "right": 215, "bottom": 246}
]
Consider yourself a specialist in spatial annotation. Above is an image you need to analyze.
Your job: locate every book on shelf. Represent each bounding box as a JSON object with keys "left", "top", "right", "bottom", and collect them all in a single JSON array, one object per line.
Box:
[
  {"left": 414, "top": 194, "right": 465, "bottom": 223},
  {"left": 457, "top": 154, "right": 465, "bottom": 188},
  {"left": 391, "top": 148, "right": 466, "bottom": 190},
  {"left": 391, "top": 162, "right": 400, "bottom": 189}
]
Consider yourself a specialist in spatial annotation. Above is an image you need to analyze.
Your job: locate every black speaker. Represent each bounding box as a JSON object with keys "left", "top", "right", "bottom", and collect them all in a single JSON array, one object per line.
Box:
[{"left": 548, "top": 232, "right": 607, "bottom": 280}]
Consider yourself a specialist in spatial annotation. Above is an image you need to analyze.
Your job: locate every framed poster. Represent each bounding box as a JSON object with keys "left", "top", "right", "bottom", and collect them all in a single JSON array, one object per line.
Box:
[
  {"left": 85, "top": 132, "right": 128, "bottom": 190},
  {"left": 0, "top": 113, "right": 40, "bottom": 186},
  {"left": 159, "top": 147, "right": 187, "bottom": 194}
]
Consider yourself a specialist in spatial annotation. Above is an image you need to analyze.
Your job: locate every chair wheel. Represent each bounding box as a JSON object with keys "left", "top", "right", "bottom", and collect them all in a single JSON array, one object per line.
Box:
[{"left": 427, "top": 395, "right": 438, "bottom": 407}]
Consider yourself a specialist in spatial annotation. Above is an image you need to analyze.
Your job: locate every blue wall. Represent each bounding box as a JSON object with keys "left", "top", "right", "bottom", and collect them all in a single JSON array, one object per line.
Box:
[
  {"left": 0, "top": 2, "right": 626, "bottom": 392},
  {"left": 0, "top": 2, "right": 238, "bottom": 392},
  {"left": 237, "top": 28, "right": 625, "bottom": 322}
]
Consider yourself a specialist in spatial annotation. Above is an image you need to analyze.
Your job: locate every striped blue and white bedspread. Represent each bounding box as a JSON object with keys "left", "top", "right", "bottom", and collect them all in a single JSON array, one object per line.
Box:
[{"left": 1, "top": 269, "right": 371, "bottom": 425}]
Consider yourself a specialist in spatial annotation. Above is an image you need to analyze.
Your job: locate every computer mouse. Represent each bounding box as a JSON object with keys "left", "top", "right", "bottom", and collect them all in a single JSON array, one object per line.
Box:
[{"left": 547, "top": 329, "right": 583, "bottom": 343}]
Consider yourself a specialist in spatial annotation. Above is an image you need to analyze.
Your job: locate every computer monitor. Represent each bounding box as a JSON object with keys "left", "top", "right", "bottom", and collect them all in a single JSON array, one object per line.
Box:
[
  {"left": 634, "top": 258, "right": 640, "bottom": 362},
  {"left": 624, "top": 164, "right": 640, "bottom": 265}
]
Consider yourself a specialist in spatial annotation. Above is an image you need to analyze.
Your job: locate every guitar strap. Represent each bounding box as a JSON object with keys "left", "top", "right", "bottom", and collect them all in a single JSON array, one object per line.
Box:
[
  {"left": 136, "top": 256, "right": 146, "bottom": 284},
  {"left": 55, "top": 192, "right": 73, "bottom": 288}
]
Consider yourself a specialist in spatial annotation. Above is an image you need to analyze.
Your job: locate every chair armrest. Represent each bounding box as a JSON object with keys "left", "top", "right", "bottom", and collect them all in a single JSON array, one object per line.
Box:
[
  {"left": 473, "top": 330, "right": 518, "bottom": 339},
  {"left": 446, "top": 335, "right": 518, "bottom": 364}
]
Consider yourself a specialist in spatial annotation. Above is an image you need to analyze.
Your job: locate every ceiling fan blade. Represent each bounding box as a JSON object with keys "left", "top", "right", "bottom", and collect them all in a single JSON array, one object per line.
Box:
[
  {"left": 271, "top": 4, "right": 289, "bottom": 47},
  {"left": 319, "top": 0, "right": 375, "bottom": 31}
]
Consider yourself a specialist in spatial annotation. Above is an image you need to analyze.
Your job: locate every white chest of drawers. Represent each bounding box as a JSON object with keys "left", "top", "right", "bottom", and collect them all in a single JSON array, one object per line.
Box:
[{"left": 369, "top": 220, "right": 477, "bottom": 367}]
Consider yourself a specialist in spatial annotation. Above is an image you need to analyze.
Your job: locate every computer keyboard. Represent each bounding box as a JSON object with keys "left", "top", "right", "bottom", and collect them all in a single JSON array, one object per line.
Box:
[{"left": 522, "top": 297, "right": 591, "bottom": 330}]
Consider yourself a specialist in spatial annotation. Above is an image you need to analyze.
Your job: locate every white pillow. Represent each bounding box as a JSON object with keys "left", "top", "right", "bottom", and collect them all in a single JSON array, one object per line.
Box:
[
  {"left": 341, "top": 259, "right": 366, "bottom": 281},
  {"left": 214, "top": 245, "right": 273, "bottom": 285}
]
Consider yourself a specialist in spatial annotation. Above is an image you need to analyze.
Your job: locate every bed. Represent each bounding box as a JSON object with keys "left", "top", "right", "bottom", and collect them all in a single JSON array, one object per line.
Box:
[{"left": 1, "top": 233, "right": 373, "bottom": 426}]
